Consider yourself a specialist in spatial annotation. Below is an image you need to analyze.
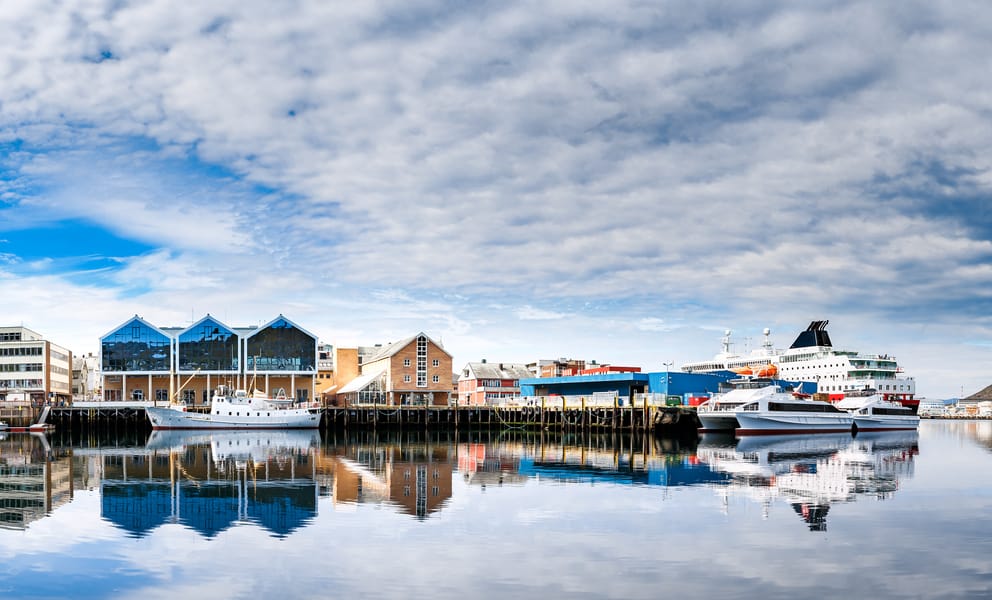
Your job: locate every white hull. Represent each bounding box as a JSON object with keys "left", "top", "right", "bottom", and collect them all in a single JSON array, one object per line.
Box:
[
  {"left": 735, "top": 411, "right": 853, "bottom": 435},
  {"left": 852, "top": 415, "right": 919, "bottom": 431},
  {"left": 697, "top": 412, "right": 739, "bottom": 431},
  {"left": 146, "top": 406, "right": 320, "bottom": 430}
]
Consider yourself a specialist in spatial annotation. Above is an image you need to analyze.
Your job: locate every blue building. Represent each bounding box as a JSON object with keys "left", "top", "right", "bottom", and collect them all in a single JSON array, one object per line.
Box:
[{"left": 519, "top": 370, "right": 733, "bottom": 404}]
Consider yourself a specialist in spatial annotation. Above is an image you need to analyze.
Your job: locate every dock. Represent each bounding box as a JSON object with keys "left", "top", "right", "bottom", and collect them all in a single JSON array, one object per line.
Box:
[{"left": 37, "top": 403, "right": 701, "bottom": 434}]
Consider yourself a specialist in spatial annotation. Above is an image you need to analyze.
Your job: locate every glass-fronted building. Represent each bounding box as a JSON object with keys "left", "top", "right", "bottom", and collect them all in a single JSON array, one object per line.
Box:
[{"left": 100, "top": 314, "right": 318, "bottom": 405}]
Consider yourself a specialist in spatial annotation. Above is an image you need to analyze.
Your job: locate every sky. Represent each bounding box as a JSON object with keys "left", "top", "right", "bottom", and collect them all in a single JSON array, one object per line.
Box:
[{"left": 1, "top": 0, "right": 990, "bottom": 399}]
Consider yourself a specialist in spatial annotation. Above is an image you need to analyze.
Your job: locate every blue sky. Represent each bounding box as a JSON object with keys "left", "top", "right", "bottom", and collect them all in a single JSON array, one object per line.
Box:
[{"left": 1, "top": 0, "right": 991, "bottom": 398}]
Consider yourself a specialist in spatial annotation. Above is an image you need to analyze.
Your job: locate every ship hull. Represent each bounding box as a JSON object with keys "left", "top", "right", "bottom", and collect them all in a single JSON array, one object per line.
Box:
[
  {"left": 735, "top": 412, "right": 853, "bottom": 436},
  {"left": 146, "top": 406, "right": 320, "bottom": 430}
]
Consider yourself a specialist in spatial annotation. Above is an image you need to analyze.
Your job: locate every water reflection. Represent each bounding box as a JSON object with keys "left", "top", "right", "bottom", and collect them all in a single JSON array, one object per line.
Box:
[
  {"left": 102, "top": 430, "right": 321, "bottom": 538},
  {"left": 0, "top": 433, "right": 84, "bottom": 530},
  {"left": 697, "top": 431, "right": 919, "bottom": 531}
]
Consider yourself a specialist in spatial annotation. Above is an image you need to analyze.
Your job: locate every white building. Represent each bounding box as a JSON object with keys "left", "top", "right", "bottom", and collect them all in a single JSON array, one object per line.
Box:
[{"left": 0, "top": 326, "right": 73, "bottom": 404}]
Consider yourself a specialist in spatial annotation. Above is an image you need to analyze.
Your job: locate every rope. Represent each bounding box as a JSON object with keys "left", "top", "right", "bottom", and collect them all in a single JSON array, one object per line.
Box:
[{"left": 491, "top": 406, "right": 530, "bottom": 430}]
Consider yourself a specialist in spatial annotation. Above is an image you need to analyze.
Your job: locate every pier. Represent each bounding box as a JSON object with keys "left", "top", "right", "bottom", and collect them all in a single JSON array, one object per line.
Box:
[{"left": 38, "top": 403, "right": 701, "bottom": 434}]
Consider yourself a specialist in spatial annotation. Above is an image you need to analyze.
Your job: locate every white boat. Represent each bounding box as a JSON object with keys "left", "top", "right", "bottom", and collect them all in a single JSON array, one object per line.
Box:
[
  {"left": 682, "top": 320, "right": 918, "bottom": 413},
  {"left": 734, "top": 390, "right": 853, "bottom": 435},
  {"left": 697, "top": 378, "right": 796, "bottom": 431},
  {"left": 837, "top": 390, "right": 919, "bottom": 432},
  {"left": 145, "top": 385, "right": 321, "bottom": 430}
]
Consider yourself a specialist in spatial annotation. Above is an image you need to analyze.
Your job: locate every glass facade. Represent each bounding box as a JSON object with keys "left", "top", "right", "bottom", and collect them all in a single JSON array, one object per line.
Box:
[
  {"left": 102, "top": 319, "right": 171, "bottom": 372},
  {"left": 245, "top": 318, "right": 316, "bottom": 372},
  {"left": 177, "top": 318, "right": 239, "bottom": 372}
]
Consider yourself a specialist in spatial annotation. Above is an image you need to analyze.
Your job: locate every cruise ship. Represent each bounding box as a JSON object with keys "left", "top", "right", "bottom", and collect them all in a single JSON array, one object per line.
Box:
[{"left": 682, "top": 321, "right": 918, "bottom": 413}]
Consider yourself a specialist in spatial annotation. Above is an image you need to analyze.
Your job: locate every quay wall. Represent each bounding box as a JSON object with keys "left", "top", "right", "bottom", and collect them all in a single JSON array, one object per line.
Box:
[{"left": 43, "top": 405, "right": 702, "bottom": 435}]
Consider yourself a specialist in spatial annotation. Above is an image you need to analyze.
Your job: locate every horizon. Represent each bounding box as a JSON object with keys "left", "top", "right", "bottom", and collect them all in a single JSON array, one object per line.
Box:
[{"left": 2, "top": 2, "right": 990, "bottom": 400}]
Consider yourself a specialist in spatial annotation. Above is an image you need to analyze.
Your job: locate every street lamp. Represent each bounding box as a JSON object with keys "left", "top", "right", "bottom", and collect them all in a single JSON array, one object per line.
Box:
[{"left": 662, "top": 361, "right": 674, "bottom": 372}]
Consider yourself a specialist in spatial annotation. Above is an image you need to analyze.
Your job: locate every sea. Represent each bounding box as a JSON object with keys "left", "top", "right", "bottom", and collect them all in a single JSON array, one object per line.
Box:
[{"left": 1, "top": 420, "right": 990, "bottom": 600}]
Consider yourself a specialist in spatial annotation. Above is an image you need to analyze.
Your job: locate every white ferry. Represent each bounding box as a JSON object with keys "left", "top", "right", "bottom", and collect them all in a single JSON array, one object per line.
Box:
[
  {"left": 734, "top": 390, "right": 854, "bottom": 435},
  {"left": 682, "top": 320, "right": 918, "bottom": 412},
  {"left": 837, "top": 390, "right": 920, "bottom": 432},
  {"left": 697, "top": 378, "right": 801, "bottom": 432},
  {"left": 145, "top": 385, "right": 321, "bottom": 430}
]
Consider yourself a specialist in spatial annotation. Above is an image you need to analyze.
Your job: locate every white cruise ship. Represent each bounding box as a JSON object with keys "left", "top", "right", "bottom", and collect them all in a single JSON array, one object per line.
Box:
[{"left": 682, "top": 321, "right": 918, "bottom": 412}]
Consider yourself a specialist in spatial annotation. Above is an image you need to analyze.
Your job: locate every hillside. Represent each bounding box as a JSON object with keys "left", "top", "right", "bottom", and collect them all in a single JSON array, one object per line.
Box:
[{"left": 964, "top": 384, "right": 992, "bottom": 402}]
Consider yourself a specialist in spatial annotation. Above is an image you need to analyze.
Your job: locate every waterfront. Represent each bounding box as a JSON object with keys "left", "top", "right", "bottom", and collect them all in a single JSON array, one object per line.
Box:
[{"left": 1, "top": 420, "right": 990, "bottom": 599}]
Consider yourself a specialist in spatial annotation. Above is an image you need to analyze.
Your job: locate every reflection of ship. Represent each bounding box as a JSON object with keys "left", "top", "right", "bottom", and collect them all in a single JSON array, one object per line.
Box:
[
  {"left": 682, "top": 321, "right": 918, "bottom": 412},
  {"left": 697, "top": 431, "right": 918, "bottom": 531},
  {"left": 146, "top": 429, "right": 320, "bottom": 465},
  {"left": 145, "top": 385, "right": 320, "bottom": 430}
]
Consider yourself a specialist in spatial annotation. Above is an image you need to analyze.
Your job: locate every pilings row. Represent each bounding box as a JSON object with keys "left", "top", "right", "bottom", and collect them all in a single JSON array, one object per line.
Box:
[{"left": 45, "top": 405, "right": 699, "bottom": 434}]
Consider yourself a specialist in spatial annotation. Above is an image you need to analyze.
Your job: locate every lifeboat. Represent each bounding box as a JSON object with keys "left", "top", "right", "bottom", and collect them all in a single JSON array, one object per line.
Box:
[
  {"left": 753, "top": 364, "right": 778, "bottom": 377},
  {"left": 731, "top": 366, "right": 753, "bottom": 376}
]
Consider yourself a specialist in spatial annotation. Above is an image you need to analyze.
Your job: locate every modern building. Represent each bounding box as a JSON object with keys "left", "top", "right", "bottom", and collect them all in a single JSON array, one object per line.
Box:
[
  {"left": 457, "top": 361, "right": 533, "bottom": 406},
  {"left": 0, "top": 325, "right": 73, "bottom": 404},
  {"left": 99, "top": 314, "right": 318, "bottom": 405},
  {"left": 336, "top": 333, "right": 453, "bottom": 406}
]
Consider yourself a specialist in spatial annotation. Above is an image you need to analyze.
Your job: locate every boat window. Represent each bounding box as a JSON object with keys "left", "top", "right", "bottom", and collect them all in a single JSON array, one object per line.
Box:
[
  {"left": 741, "top": 402, "right": 758, "bottom": 411},
  {"left": 768, "top": 401, "right": 844, "bottom": 413}
]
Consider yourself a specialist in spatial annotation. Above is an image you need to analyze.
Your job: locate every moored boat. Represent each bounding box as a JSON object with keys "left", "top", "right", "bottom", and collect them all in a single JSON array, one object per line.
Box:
[
  {"left": 146, "top": 385, "right": 321, "bottom": 430},
  {"left": 837, "top": 390, "right": 919, "bottom": 432},
  {"left": 697, "top": 378, "right": 795, "bottom": 432},
  {"left": 734, "top": 391, "right": 854, "bottom": 435}
]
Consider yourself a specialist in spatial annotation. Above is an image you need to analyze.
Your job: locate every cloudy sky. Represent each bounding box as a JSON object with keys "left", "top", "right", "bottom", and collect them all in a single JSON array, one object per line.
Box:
[{"left": 1, "top": 0, "right": 990, "bottom": 398}]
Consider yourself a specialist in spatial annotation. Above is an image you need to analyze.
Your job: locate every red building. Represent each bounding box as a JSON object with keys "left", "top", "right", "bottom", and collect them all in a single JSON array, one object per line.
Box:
[{"left": 457, "top": 361, "right": 533, "bottom": 406}]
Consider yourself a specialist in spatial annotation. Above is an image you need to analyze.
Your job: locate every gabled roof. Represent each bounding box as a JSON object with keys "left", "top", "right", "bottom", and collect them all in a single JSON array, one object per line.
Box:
[
  {"left": 100, "top": 315, "right": 172, "bottom": 342},
  {"left": 176, "top": 314, "right": 236, "bottom": 339},
  {"left": 364, "top": 332, "right": 451, "bottom": 362},
  {"left": 244, "top": 314, "right": 318, "bottom": 342},
  {"left": 462, "top": 362, "right": 533, "bottom": 381}
]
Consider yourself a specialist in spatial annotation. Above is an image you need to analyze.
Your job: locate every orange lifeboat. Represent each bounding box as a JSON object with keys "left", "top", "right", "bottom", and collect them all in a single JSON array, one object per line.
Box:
[
  {"left": 753, "top": 364, "right": 778, "bottom": 377},
  {"left": 731, "top": 366, "right": 753, "bottom": 376}
]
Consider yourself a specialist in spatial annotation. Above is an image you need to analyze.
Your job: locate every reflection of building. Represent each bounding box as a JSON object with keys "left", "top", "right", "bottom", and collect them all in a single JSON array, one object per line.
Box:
[
  {"left": 99, "top": 436, "right": 320, "bottom": 538},
  {"left": 0, "top": 434, "right": 80, "bottom": 530},
  {"left": 0, "top": 325, "right": 73, "bottom": 404},
  {"left": 337, "top": 333, "right": 453, "bottom": 406},
  {"left": 457, "top": 362, "right": 533, "bottom": 406},
  {"left": 697, "top": 431, "right": 919, "bottom": 531},
  {"left": 99, "top": 314, "right": 318, "bottom": 405},
  {"left": 329, "top": 444, "right": 454, "bottom": 519}
]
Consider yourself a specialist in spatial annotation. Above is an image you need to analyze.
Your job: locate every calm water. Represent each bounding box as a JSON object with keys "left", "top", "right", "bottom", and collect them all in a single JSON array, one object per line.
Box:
[{"left": 1, "top": 420, "right": 990, "bottom": 599}]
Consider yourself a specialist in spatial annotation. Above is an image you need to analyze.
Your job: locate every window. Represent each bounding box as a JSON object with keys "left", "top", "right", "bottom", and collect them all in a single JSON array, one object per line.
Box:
[
  {"left": 404, "top": 374, "right": 411, "bottom": 383},
  {"left": 432, "top": 375, "right": 440, "bottom": 383},
  {"left": 416, "top": 335, "right": 427, "bottom": 387},
  {"left": 432, "top": 359, "right": 440, "bottom": 367},
  {"left": 404, "top": 358, "right": 411, "bottom": 367}
]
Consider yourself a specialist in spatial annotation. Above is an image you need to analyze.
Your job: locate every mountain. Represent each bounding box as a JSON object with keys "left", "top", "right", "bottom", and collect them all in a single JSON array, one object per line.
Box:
[{"left": 962, "top": 384, "right": 992, "bottom": 403}]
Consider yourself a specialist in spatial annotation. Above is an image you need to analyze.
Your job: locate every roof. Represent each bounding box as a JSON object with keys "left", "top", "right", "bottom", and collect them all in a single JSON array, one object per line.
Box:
[
  {"left": 462, "top": 362, "right": 533, "bottom": 381},
  {"left": 338, "top": 372, "right": 382, "bottom": 394},
  {"left": 364, "top": 332, "right": 451, "bottom": 362}
]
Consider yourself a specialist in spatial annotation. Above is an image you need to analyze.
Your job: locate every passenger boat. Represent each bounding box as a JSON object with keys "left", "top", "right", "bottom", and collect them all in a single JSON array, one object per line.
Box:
[
  {"left": 697, "top": 378, "right": 797, "bottom": 432},
  {"left": 837, "top": 390, "right": 919, "bottom": 432},
  {"left": 682, "top": 320, "right": 918, "bottom": 413},
  {"left": 146, "top": 385, "right": 321, "bottom": 430},
  {"left": 734, "top": 390, "right": 854, "bottom": 435}
]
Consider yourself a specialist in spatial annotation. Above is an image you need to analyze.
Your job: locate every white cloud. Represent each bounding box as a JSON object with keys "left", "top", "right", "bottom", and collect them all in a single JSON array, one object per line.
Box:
[{"left": 1, "top": 1, "right": 992, "bottom": 396}]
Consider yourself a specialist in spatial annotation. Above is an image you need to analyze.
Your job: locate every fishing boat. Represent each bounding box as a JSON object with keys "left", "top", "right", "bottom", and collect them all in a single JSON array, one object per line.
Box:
[
  {"left": 837, "top": 390, "right": 919, "bottom": 432},
  {"left": 146, "top": 385, "right": 321, "bottom": 430},
  {"left": 734, "top": 389, "right": 854, "bottom": 435}
]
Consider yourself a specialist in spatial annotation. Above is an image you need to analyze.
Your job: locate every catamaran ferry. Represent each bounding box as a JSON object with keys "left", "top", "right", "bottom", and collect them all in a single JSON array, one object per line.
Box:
[{"left": 682, "top": 321, "right": 918, "bottom": 412}]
